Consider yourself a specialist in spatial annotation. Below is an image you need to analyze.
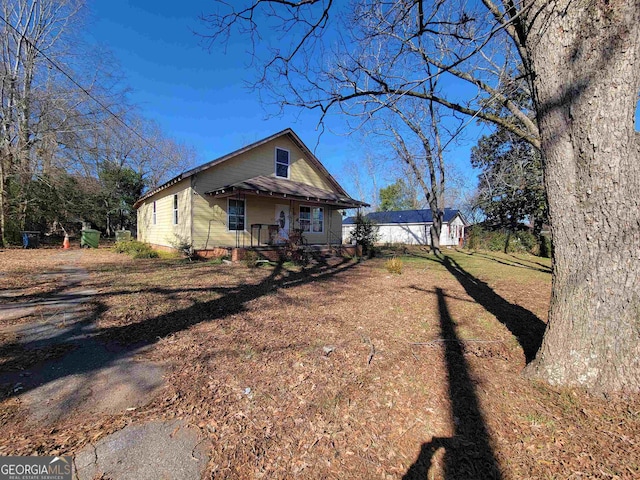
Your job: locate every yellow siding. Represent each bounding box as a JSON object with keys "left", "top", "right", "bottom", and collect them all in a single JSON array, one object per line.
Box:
[
  {"left": 192, "top": 136, "right": 337, "bottom": 194},
  {"left": 191, "top": 192, "right": 250, "bottom": 249},
  {"left": 136, "top": 180, "right": 192, "bottom": 248},
  {"left": 138, "top": 134, "right": 349, "bottom": 250},
  {"left": 189, "top": 134, "right": 345, "bottom": 249},
  {"left": 191, "top": 193, "right": 344, "bottom": 249}
]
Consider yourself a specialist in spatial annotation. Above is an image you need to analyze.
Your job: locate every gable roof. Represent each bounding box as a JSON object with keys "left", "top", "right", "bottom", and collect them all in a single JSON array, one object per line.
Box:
[
  {"left": 134, "top": 128, "right": 351, "bottom": 209},
  {"left": 343, "top": 208, "right": 465, "bottom": 225},
  {"left": 206, "top": 175, "right": 368, "bottom": 208}
]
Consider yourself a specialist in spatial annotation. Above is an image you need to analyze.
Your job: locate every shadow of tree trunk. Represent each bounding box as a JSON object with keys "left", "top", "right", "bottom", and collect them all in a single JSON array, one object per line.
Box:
[
  {"left": 404, "top": 288, "right": 501, "bottom": 479},
  {"left": 439, "top": 255, "right": 546, "bottom": 362}
]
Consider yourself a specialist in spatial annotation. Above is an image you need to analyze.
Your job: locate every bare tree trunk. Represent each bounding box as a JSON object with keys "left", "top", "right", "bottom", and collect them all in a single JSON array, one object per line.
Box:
[
  {"left": 387, "top": 91, "right": 447, "bottom": 256},
  {"left": 503, "top": 231, "right": 511, "bottom": 254},
  {"left": 0, "top": 153, "right": 5, "bottom": 245},
  {"left": 430, "top": 212, "right": 442, "bottom": 255},
  {"left": 523, "top": 0, "right": 640, "bottom": 393}
]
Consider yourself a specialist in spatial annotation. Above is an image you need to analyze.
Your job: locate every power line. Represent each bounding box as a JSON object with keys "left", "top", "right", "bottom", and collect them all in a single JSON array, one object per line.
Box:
[{"left": 0, "top": 13, "right": 164, "bottom": 156}]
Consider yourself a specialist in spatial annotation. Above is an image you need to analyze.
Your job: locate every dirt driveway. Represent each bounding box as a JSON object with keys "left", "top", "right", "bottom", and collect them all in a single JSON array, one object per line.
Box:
[{"left": 0, "top": 247, "right": 638, "bottom": 479}]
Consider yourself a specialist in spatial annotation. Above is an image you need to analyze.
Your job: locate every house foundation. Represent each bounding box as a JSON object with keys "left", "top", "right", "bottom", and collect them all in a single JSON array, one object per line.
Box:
[{"left": 192, "top": 244, "right": 362, "bottom": 262}]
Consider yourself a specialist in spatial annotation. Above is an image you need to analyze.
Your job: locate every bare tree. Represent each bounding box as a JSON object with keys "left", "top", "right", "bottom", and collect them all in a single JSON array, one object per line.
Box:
[
  {"left": 0, "top": 0, "right": 195, "bottom": 241},
  {"left": 62, "top": 112, "right": 195, "bottom": 189},
  {"left": 0, "top": 0, "right": 84, "bottom": 242},
  {"left": 342, "top": 151, "right": 381, "bottom": 212},
  {"left": 202, "top": 0, "right": 640, "bottom": 394},
  {"left": 373, "top": 94, "right": 451, "bottom": 253}
]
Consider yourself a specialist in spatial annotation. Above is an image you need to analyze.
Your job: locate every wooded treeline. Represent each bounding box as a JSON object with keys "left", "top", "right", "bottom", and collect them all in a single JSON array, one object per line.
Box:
[{"left": 0, "top": 0, "right": 192, "bottom": 245}]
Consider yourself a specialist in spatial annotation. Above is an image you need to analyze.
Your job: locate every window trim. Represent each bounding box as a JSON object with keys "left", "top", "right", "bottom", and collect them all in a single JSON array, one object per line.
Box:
[
  {"left": 299, "top": 205, "right": 324, "bottom": 234},
  {"left": 227, "top": 197, "right": 247, "bottom": 232},
  {"left": 152, "top": 201, "right": 157, "bottom": 225},
  {"left": 172, "top": 195, "right": 178, "bottom": 225},
  {"left": 275, "top": 147, "right": 290, "bottom": 179}
]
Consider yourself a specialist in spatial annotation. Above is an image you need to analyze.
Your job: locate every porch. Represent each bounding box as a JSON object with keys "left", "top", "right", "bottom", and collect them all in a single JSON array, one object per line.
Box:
[{"left": 201, "top": 175, "right": 367, "bottom": 250}]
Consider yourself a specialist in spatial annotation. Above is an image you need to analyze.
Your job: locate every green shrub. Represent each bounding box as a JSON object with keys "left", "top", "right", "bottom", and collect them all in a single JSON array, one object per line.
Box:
[
  {"left": 349, "top": 212, "right": 379, "bottom": 258},
  {"left": 168, "top": 235, "right": 196, "bottom": 261},
  {"left": 465, "top": 226, "right": 482, "bottom": 250},
  {"left": 384, "top": 256, "right": 403, "bottom": 274},
  {"left": 244, "top": 250, "right": 259, "bottom": 268},
  {"left": 112, "top": 241, "right": 128, "bottom": 253},
  {"left": 513, "top": 231, "right": 537, "bottom": 252},
  {"left": 3, "top": 218, "right": 22, "bottom": 246},
  {"left": 466, "top": 225, "right": 546, "bottom": 256},
  {"left": 112, "top": 240, "right": 159, "bottom": 259},
  {"left": 539, "top": 234, "right": 552, "bottom": 258},
  {"left": 488, "top": 231, "right": 508, "bottom": 251}
]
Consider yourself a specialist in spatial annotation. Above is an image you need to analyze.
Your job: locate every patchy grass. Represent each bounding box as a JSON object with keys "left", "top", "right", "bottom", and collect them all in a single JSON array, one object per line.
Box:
[
  {"left": 384, "top": 256, "right": 404, "bottom": 274},
  {"left": 0, "top": 247, "right": 638, "bottom": 479}
]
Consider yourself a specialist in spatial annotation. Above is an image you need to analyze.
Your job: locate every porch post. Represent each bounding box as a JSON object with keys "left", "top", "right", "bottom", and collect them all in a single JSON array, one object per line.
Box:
[
  {"left": 327, "top": 206, "right": 332, "bottom": 247},
  {"left": 235, "top": 191, "right": 240, "bottom": 249},
  {"left": 289, "top": 199, "right": 293, "bottom": 236},
  {"left": 242, "top": 193, "right": 246, "bottom": 249}
]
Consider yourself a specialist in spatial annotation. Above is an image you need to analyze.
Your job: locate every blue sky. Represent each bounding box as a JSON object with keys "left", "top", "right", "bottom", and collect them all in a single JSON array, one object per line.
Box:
[{"left": 85, "top": 0, "right": 489, "bottom": 203}]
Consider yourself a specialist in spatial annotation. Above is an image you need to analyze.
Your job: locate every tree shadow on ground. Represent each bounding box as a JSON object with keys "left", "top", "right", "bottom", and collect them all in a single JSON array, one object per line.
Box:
[
  {"left": 458, "top": 250, "right": 551, "bottom": 274},
  {"left": 0, "top": 257, "right": 356, "bottom": 400},
  {"left": 404, "top": 288, "right": 501, "bottom": 479},
  {"left": 408, "top": 252, "right": 546, "bottom": 362}
]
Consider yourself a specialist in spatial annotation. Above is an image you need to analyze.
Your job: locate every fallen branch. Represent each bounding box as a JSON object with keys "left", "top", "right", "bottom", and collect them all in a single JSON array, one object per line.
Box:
[{"left": 362, "top": 335, "right": 375, "bottom": 365}]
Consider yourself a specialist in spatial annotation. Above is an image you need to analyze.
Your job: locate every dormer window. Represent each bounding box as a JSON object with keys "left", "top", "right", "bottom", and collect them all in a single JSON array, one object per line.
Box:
[{"left": 275, "top": 147, "right": 290, "bottom": 179}]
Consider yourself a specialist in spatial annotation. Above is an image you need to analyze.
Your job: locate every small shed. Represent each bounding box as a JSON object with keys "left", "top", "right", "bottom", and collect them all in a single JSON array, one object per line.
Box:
[{"left": 343, "top": 208, "right": 467, "bottom": 246}]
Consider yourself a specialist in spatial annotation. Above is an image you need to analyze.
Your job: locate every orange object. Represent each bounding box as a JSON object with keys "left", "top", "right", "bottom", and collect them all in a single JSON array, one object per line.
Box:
[{"left": 63, "top": 234, "right": 70, "bottom": 249}]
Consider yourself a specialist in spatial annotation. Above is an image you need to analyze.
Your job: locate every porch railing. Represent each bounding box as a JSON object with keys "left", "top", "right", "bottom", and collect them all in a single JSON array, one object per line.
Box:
[{"left": 250, "top": 224, "right": 278, "bottom": 247}]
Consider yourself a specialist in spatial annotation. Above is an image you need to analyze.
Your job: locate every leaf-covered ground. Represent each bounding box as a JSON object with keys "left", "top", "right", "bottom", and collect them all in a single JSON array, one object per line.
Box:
[{"left": 0, "top": 246, "right": 638, "bottom": 479}]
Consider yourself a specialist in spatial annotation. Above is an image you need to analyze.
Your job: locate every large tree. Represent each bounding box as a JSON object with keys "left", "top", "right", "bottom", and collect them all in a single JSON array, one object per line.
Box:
[
  {"left": 471, "top": 126, "right": 547, "bottom": 237},
  {"left": 378, "top": 179, "right": 417, "bottom": 212},
  {"left": 203, "top": 0, "right": 640, "bottom": 394},
  {"left": 518, "top": 1, "right": 639, "bottom": 392}
]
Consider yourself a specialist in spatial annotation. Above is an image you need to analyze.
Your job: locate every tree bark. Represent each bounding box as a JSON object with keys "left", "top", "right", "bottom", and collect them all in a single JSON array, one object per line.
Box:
[
  {"left": 430, "top": 216, "right": 442, "bottom": 255},
  {"left": 0, "top": 153, "right": 5, "bottom": 246},
  {"left": 522, "top": 0, "right": 640, "bottom": 393}
]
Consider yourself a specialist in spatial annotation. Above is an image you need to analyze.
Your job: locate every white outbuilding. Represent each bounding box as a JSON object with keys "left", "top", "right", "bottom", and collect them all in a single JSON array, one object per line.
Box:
[{"left": 342, "top": 208, "right": 467, "bottom": 246}]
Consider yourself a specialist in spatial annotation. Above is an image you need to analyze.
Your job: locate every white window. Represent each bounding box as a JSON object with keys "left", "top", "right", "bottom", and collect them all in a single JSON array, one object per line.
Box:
[
  {"left": 228, "top": 198, "right": 245, "bottom": 231},
  {"left": 299, "top": 206, "right": 324, "bottom": 233},
  {"left": 173, "top": 194, "right": 178, "bottom": 225},
  {"left": 152, "top": 201, "right": 157, "bottom": 225},
  {"left": 275, "top": 147, "right": 290, "bottom": 179}
]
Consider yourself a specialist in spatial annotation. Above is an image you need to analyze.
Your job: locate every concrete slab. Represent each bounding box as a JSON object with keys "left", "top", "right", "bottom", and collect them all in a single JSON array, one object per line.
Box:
[
  {"left": 74, "top": 420, "right": 208, "bottom": 480},
  {"left": 19, "top": 348, "right": 165, "bottom": 424}
]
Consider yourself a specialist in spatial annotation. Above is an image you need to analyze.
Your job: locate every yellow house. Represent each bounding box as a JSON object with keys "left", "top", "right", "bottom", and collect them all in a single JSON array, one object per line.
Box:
[{"left": 134, "top": 129, "right": 367, "bottom": 258}]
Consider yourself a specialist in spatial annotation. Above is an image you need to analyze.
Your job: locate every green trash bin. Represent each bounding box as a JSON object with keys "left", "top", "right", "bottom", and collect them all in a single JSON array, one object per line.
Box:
[
  {"left": 81, "top": 229, "right": 100, "bottom": 248},
  {"left": 115, "top": 230, "right": 131, "bottom": 242}
]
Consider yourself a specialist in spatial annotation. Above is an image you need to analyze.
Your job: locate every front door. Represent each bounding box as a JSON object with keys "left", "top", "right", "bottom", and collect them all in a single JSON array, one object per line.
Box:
[{"left": 274, "top": 204, "right": 290, "bottom": 243}]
